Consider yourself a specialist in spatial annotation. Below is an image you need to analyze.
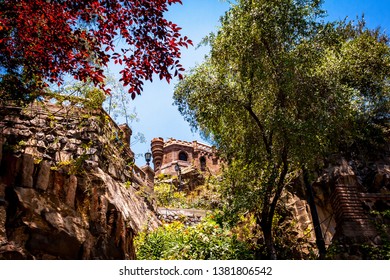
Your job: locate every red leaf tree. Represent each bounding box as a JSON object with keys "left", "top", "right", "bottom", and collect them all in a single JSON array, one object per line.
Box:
[{"left": 0, "top": 0, "right": 192, "bottom": 100}]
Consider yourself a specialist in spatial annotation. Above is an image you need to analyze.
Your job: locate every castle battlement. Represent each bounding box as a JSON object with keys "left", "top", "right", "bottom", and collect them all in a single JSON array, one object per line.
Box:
[{"left": 164, "top": 138, "right": 214, "bottom": 154}]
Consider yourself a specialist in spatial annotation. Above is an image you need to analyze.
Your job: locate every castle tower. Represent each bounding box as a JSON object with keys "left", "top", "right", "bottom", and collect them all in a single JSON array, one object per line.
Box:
[{"left": 151, "top": 137, "right": 164, "bottom": 172}]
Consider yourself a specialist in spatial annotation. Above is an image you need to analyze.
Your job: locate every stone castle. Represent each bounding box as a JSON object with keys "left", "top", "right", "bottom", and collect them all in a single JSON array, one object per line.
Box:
[{"left": 150, "top": 137, "right": 221, "bottom": 176}]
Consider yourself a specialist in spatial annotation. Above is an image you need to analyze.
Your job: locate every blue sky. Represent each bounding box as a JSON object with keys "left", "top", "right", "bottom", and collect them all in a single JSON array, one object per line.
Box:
[{"left": 124, "top": 0, "right": 390, "bottom": 166}]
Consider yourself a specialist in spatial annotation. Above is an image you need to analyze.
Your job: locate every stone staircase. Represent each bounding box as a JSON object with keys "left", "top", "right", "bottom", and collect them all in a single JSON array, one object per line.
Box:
[{"left": 331, "top": 184, "right": 377, "bottom": 238}]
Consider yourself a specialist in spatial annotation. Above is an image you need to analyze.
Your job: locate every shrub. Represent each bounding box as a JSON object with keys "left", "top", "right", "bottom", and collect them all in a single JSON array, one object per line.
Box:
[{"left": 135, "top": 215, "right": 254, "bottom": 260}]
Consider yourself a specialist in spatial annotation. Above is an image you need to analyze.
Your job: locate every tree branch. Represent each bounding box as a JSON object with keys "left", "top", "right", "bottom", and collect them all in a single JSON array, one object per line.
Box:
[{"left": 243, "top": 103, "right": 272, "bottom": 156}]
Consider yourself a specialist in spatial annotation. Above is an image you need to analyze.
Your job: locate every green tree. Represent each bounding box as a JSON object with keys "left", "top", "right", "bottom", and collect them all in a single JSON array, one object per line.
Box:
[
  {"left": 0, "top": 0, "right": 191, "bottom": 101},
  {"left": 174, "top": 0, "right": 389, "bottom": 259}
]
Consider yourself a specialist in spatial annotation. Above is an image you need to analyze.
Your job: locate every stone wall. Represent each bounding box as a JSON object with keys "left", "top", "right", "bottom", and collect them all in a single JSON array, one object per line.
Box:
[
  {"left": 0, "top": 99, "right": 160, "bottom": 259},
  {"left": 157, "top": 207, "right": 207, "bottom": 226}
]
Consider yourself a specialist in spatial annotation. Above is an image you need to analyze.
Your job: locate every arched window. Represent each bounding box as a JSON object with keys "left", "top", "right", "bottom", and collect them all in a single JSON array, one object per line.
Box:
[
  {"left": 200, "top": 156, "right": 206, "bottom": 171},
  {"left": 178, "top": 151, "right": 188, "bottom": 161}
]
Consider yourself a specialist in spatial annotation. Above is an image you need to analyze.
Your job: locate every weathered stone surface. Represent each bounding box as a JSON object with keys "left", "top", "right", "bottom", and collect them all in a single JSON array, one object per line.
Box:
[
  {"left": 2, "top": 127, "right": 17, "bottom": 136},
  {"left": 21, "top": 154, "right": 34, "bottom": 188},
  {"left": 0, "top": 101, "right": 159, "bottom": 259},
  {"left": 55, "top": 151, "right": 72, "bottom": 162},
  {"left": 85, "top": 160, "right": 99, "bottom": 170},
  {"left": 108, "top": 163, "right": 120, "bottom": 179},
  {"left": 29, "top": 118, "right": 46, "bottom": 127},
  {"left": 36, "top": 160, "right": 51, "bottom": 191},
  {"left": 373, "top": 165, "right": 390, "bottom": 192},
  {"left": 0, "top": 243, "right": 33, "bottom": 260},
  {"left": 65, "top": 175, "right": 77, "bottom": 208},
  {"left": 0, "top": 163, "right": 159, "bottom": 260},
  {"left": 36, "top": 140, "right": 47, "bottom": 149},
  {"left": 59, "top": 137, "right": 68, "bottom": 144},
  {"left": 85, "top": 148, "right": 97, "bottom": 155},
  {"left": 66, "top": 130, "right": 80, "bottom": 138},
  {"left": 45, "top": 134, "right": 55, "bottom": 142},
  {"left": 36, "top": 132, "right": 45, "bottom": 140},
  {"left": 47, "top": 141, "right": 60, "bottom": 153},
  {"left": 19, "top": 130, "right": 33, "bottom": 138},
  {"left": 157, "top": 207, "right": 207, "bottom": 226},
  {"left": 68, "top": 138, "right": 81, "bottom": 145},
  {"left": 64, "top": 142, "right": 77, "bottom": 152}
]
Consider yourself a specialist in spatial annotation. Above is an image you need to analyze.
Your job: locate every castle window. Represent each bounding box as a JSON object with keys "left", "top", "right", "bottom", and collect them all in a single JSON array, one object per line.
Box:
[
  {"left": 200, "top": 156, "right": 206, "bottom": 171},
  {"left": 178, "top": 151, "right": 188, "bottom": 161}
]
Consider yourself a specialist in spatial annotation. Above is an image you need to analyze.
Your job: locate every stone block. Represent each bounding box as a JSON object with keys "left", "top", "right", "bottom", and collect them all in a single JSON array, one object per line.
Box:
[
  {"left": 68, "top": 138, "right": 81, "bottom": 145},
  {"left": 52, "top": 172, "right": 64, "bottom": 196},
  {"left": 85, "top": 148, "right": 97, "bottom": 155},
  {"left": 80, "top": 132, "right": 91, "bottom": 141},
  {"left": 55, "top": 151, "right": 72, "bottom": 163},
  {"left": 24, "top": 146, "right": 37, "bottom": 155},
  {"left": 65, "top": 175, "right": 77, "bottom": 208},
  {"left": 30, "top": 118, "right": 46, "bottom": 127},
  {"left": 36, "top": 161, "right": 51, "bottom": 191},
  {"left": 89, "top": 155, "right": 99, "bottom": 162},
  {"left": 66, "top": 130, "right": 80, "bottom": 138},
  {"left": 14, "top": 123, "right": 29, "bottom": 130},
  {"left": 59, "top": 137, "right": 68, "bottom": 144},
  {"left": 3, "top": 114, "right": 19, "bottom": 122},
  {"left": 36, "top": 140, "right": 47, "bottom": 149},
  {"left": 2, "top": 127, "right": 16, "bottom": 136},
  {"left": 85, "top": 160, "right": 99, "bottom": 170},
  {"left": 64, "top": 143, "right": 77, "bottom": 152},
  {"left": 21, "top": 154, "right": 34, "bottom": 188},
  {"left": 47, "top": 142, "right": 60, "bottom": 153},
  {"left": 45, "top": 135, "right": 55, "bottom": 142},
  {"left": 19, "top": 130, "right": 33, "bottom": 138},
  {"left": 66, "top": 124, "right": 77, "bottom": 130},
  {"left": 108, "top": 163, "right": 120, "bottom": 179},
  {"left": 26, "top": 138, "right": 37, "bottom": 146},
  {"left": 36, "top": 132, "right": 45, "bottom": 140}
]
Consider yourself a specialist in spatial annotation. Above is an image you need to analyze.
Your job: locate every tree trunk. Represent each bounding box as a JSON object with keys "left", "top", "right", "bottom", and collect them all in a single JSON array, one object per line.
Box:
[
  {"left": 262, "top": 221, "right": 277, "bottom": 260},
  {"left": 303, "top": 168, "right": 326, "bottom": 259}
]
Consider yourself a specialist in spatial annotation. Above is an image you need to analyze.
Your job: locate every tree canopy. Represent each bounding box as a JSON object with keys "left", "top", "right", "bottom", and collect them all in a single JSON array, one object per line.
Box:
[
  {"left": 174, "top": 0, "right": 389, "bottom": 259},
  {"left": 0, "top": 0, "right": 192, "bottom": 100}
]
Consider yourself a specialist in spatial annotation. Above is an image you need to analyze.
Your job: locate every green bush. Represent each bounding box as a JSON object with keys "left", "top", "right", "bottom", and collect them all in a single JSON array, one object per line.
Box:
[
  {"left": 153, "top": 180, "right": 222, "bottom": 210},
  {"left": 135, "top": 216, "right": 254, "bottom": 260}
]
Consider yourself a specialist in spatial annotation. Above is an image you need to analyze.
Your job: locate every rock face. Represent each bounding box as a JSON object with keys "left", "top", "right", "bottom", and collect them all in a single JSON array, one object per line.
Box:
[{"left": 0, "top": 99, "right": 159, "bottom": 259}]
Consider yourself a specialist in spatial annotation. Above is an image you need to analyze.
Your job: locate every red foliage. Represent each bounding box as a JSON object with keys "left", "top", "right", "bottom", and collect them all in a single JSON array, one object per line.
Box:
[{"left": 0, "top": 0, "right": 192, "bottom": 99}]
